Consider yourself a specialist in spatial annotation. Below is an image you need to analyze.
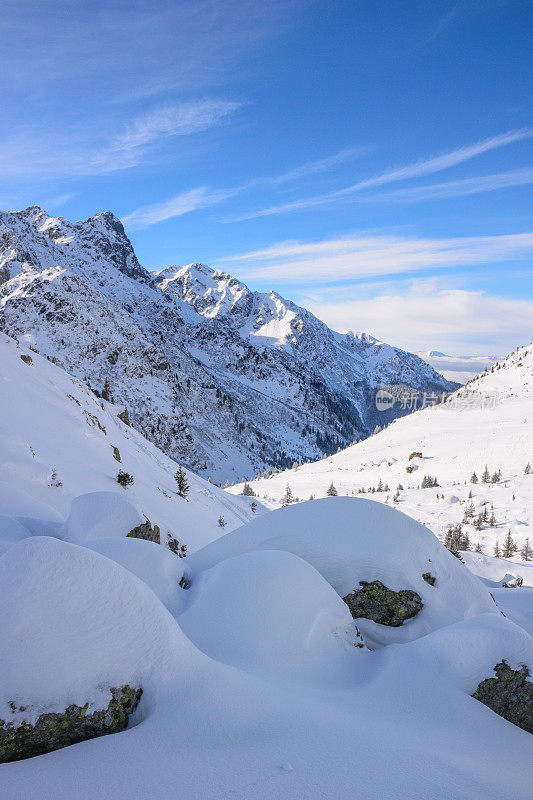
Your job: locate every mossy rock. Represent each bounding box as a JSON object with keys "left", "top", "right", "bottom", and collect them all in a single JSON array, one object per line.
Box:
[
  {"left": 0, "top": 685, "right": 142, "bottom": 763},
  {"left": 343, "top": 580, "right": 423, "bottom": 627},
  {"left": 473, "top": 661, "right": 533, "bottom": 733},
  {"left": 126, "top": 519, "right": 160, "bottom": 544},
  {"left": 422, "top": 572, "right": 436, "bottom": 586}
]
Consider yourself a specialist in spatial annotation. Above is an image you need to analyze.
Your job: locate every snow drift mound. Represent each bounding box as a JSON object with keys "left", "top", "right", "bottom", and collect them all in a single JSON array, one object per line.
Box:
[
  {"left": 179, "top": 549, "right": 364, "bottom": 683},
  {"left": 0, "top": 536, "right": 198, "bottom": 727},
  {"left": 60, "top": 491, "right": 145, "bottom": 544},
  {"left": 189, "top": 497, "right": 498, "bottom": 647}
]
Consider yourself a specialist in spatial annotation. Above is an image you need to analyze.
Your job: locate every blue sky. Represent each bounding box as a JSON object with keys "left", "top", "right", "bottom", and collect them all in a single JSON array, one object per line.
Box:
[{"left": 1, "top": 0, "right": 532, "bottom": 354}]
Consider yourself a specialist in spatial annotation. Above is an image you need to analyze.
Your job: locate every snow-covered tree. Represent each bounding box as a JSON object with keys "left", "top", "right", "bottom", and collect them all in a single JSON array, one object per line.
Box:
[
  {"left": 281, "top": 483, "right": 294, "bottom": 505},
  {"left": 525, "top": 462, "right": 532, "bottom": 475},
  {"left": 470, "top": 471, "right": 478, "bottom": 484},
  {"left": 502, "top": 530, "right": 517, "bottom": 558},
  {"left": 493, "top": 541, "right": 501, "bottom": 557},
  {"left": 327, "top": 482, "right": 338, "bottom": 496},
  {"left": 482, "top": 465, "right": 490, "bottom": 483},
  {"left": 175, "top": 466, "right": 189, "bottom": 499},
  {"left": 520, "top": 537, "right": 532, "bottom": 561},
  {"left": 241, "top": 482, "right": 255, "bottom": 497}
]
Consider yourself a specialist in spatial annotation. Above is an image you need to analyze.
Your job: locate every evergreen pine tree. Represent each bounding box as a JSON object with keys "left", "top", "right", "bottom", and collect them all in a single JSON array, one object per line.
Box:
[
  {"left": 502, "top": 530, "right": 516, "bottom": 558},
  {"left": 470, "top": 471, "right": 478, "bottom": 484},
  {"left": 525, "top": 462, "right": 532, "bottom": 474},
  {"left": 327, "top": 482, "right": 338, "bottom": 496},
  {"left": 493, "top": 541, "right": 501, "bottom": 557},
  {"left": 117, "top": 470, "right": 134, "bottom": 488},
  {"left": 175, "top": 466, "right": 189, "bottom": 499},
  {"left": 241, "top": 482, "right": 255, "bottom": 496},
  {"left": 281, "top": 484, "right": 293, "bottom": 505},
  {"left": 102, "top": 377, "right": 111, "bottom": 402},
  {"left": 482, "top": 465, "right": 490, "bottom": 483},
  {"left": 521, "top": 538, "right": 532, "bottom": 561},
  {"left": 474, "top": 542, "right": 483, "bottom": 553}
]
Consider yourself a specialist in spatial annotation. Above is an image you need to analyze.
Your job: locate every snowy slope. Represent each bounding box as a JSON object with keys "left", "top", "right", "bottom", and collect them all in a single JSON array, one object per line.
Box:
[
  {"left": 416, "top": 350, "right": 500, "bottom": 383},
  {"left": 0, "top": 331, "right": 256, "bottom": 554},
  {"left": 0, "top": 498, "right": 532, "bottom": 799},
  {"left": 0, "top": 206, "right": 454, "bottom": 482},
  {"left": 229, "top": 343, "right": 533, "bottom": 578}
]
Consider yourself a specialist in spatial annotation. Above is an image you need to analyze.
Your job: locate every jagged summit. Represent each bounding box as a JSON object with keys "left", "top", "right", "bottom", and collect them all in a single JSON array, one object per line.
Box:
[{"left": 0, "top": 206, "right": 454, "bottom": 481}]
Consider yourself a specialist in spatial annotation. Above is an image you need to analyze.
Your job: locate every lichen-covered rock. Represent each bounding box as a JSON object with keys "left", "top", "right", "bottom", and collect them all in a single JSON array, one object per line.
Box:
[
  {"left": 473, "top": 661, "right": 533, "bottom": 733},
  {"left": 343, "top": 580, "right": 423, "bottom": 627},
  {"left": 127, "top": 519, "right": 160, "bottom": 544},
  {"left": 422, "top": 572, "right": 436, "bottom": 586},
  {"left": 0, "top": 685, "right": 142, "bottom": 763}
]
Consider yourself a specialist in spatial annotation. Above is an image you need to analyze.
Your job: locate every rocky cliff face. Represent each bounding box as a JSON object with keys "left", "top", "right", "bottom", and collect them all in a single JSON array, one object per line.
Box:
[{"left": 0, "top": 206, "right": 455, "bottom": 482}]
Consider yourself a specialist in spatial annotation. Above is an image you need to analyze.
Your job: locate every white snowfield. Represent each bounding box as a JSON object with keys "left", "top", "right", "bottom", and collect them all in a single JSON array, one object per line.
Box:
[
  {"left": 189, "top": 498, "right": 497, "bottom": 649},
  {"left": 231, "top": 343, "right": 533, "bottom": 584},
  {"left": 0, "top": 497, "right": 532, "bottom": 800},
  {"left": 0, "top": 331, "right": 258, "bottom": 556},
  {"left": 0, "top": 331, "right": 532, "bottom": 799}
]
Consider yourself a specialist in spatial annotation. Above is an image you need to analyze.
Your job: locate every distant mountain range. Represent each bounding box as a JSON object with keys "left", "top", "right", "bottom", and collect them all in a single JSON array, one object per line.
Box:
[
  {"left": 0, "top": 206, "right": 454, "bottom": 481},
  {"left": 416, "top": 350, "right": 500, "bottom": 384}
]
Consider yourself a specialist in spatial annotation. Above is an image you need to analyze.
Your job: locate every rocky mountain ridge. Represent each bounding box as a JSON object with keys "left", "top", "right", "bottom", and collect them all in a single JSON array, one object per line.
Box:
[{"left": 0, "top": 206, "right": 454, "bottom": 481}]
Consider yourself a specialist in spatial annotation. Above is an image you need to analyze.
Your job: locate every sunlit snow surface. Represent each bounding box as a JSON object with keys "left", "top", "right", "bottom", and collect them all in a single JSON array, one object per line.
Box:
[
  {"left": 0, "top": 335, "right": 532, "bottom": 799},
  {"left": 232, "top": 343, "right": 533, "bottom": 585}
]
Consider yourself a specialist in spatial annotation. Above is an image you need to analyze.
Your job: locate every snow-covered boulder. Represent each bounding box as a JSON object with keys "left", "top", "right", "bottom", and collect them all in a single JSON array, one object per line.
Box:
[
  {"left": 0, "top": 516, "right": 31, "bottom": 556},
  {"left": 88, "top": 536, "right": 187, "bottom": 617},
  {"left": 60, "top": 491, "right": 144, "bottom": 544},
  {"left": 179, "top": 550, "right": 363, "bottom": 683},
  {"left": 189, "top": 497, "right": 498, "bottom": 648},
  {"left": 0, "top": 536, "right": 199, "bottom": 756}
]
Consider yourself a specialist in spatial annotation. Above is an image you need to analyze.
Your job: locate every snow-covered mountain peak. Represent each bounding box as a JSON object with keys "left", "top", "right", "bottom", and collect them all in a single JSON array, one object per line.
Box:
[{"left": 0, "top": 205, "right": 455, "bottom": 481}]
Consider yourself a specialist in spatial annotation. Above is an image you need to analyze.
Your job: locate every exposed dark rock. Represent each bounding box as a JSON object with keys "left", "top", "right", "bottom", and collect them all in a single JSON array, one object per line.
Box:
[
  {"left": 343, "top": 580, "right": 423, "bottom": 627},
  {"left": 167, "top": 535, "right": 187, "bottom": 557},
  {"left": 117, "top": 408, "right": 130, "bottom": 426},
  {"left": 473, "top": 661, "right": 532, "bottom": 733},
  {"left": 0, "top": 685, "right": 142, "bottom": 763},
  {"left": 422, "top": 572, "right": 436, "bottom": 586},
  {"left": 20, "top": 354, "right": 33, "bottom": 366},
  {"left": 127, "top": 519, "right": 160, "bottom": 544}
]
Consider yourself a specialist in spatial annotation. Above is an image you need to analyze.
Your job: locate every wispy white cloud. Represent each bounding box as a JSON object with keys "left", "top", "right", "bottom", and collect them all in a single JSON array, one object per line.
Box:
[
  {"left": 121, "top": 186, "right": 239, "bottom": 230},
  {"left": 268, "top": 147, "right": 369, "bottom": 185},
  {"left": 230, "top": 129, "right": 533, "bottom": 220},
  {"left": 95, "top": 99, "right": 242, "bottom": 171},
  {"left": 220, "top": 230, "right": 533, "bottom": 283},
  {"left": 120, "top": 144, "right": 370, "bottom": 228},
  {"left": 364, "top": 167, "right": 533, "bottom": 203},
  {"left": 303, "top": 283, "right": 533, "bottom": 355}
]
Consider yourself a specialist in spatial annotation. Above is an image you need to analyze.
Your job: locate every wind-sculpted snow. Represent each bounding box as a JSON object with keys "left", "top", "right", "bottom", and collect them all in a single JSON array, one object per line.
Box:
[
  {"left": 0, "top": 206, "right": 454, "bottom": 482},
  {"left": 189, "top": 497, "right": 497, "bottom": 648},
  {"left": 0, "top": 496, "right": 532, "bottom": 799}
]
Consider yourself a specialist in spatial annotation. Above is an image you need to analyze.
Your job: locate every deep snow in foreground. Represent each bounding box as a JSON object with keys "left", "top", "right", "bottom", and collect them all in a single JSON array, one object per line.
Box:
[
  {"left": 231, "top": 344, "right": 533, "bottom": 585},
  {"left": 0, "top": 498, "right": 531, "bottom": 800},
  {"left": 0, "top": 334, "right": 532, "bottom": 799}
]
